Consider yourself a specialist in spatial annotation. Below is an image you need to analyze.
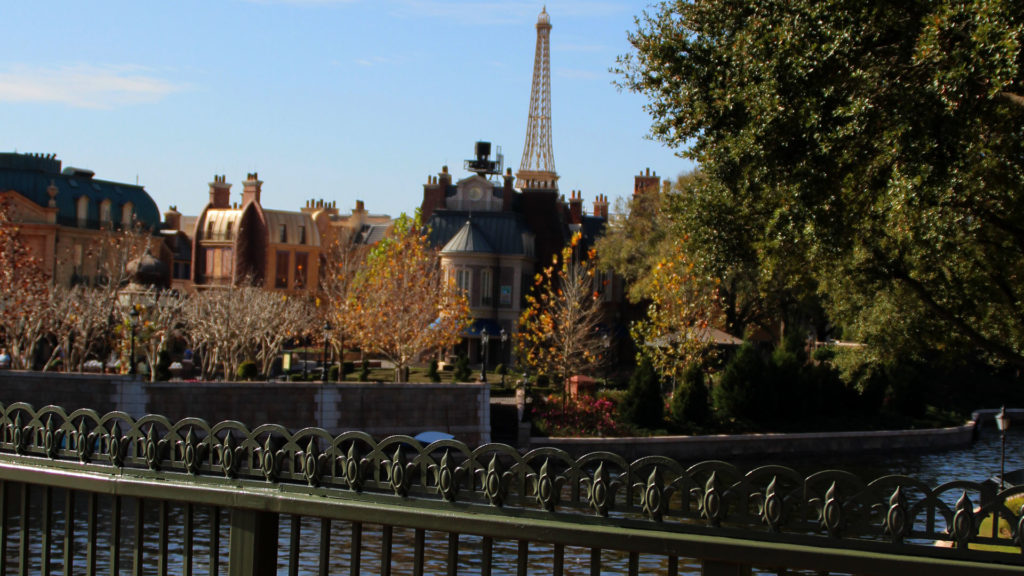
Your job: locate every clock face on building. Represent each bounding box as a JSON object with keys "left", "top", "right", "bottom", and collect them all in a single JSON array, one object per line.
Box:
[{"left": 468, "top": 185, "right": 484, "bottom": 201}]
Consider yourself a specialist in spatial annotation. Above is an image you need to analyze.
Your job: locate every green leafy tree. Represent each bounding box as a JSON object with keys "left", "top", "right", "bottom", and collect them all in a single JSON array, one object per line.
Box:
[
  {"left": 671, "top": 362, "right": 710, "bottom": 430},
  {"left": 618, "top": 0, "right": 1024, "bottom": 367},
  {"left": 620, "top": 355, "right": 664, "bottom": 429}
]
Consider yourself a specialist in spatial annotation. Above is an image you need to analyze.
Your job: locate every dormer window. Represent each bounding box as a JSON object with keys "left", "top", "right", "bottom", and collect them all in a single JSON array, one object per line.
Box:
[
  {"left": 206, "top": 221, "right": 215, "bottom": 240},
  {"left": 225, "top": 221, "right": 233, "bottom": 240},
  {"left": 76, "top": 196, "right": 89, "bottom": 227},
  {"left": 299, "top": 225, "right": 306, "bottom": 245},
  {"left": 279, "top": 224, "right": 288, "bottom": 243},
  {"left": 99, "top": 200, "right": 112, "bottom": 225},
  {"left": 121, "top": 202, "right": 134, "bottom": 227}
]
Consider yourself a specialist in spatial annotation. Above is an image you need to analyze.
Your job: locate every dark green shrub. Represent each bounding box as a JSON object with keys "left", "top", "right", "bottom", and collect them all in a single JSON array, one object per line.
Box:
[
  {"left": 671, "top": 363, "right": 710, "bottom": 429},
  {"left": 358, "top": 361, "right": 370, "bottom": 382},
  {"left": 620, "top": 355, "right": 664, "bottom": 429},
  {"left": 236, "top": 360, "right": 258, "bottom": 381},
  {"left": 713, "top": 342, "right": 765, "bottom": 423},
  {"left": 289, "top": 373, "right": 304, "bottom": 382},
  {"left": 534, "top": 374, "right": 550, "bottom": 388},
  {"left": 495, "top": 363, "right": 506, "bottom": 375},
  {"left": 328, "top": 363, "right": 340, "bottom": 382},
  {"left": 428, "top": 360, "right": 441, "bottom": 383},
  {"left": 342, "top": 361, "right": 354, "bottom": 377},
  {"left": 453, "top": 355, "right": 471, "bottom": 382}
]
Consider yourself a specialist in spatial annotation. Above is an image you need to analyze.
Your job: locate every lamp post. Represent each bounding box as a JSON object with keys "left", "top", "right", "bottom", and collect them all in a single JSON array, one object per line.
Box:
[
  {"left": 128, "top": 307, "right": 139, "bottom": 376},
  {"left": 302, "top": 335, "right": 308, "bottom": 380},
  {"left": 480, "top": 328, "right": 489, "bottom": 383},
  {"left": 997, "top": 406, "right": 1010, "bottom": 489},
  {"left": 500, "top": 328, "right": 508, "bottom": 388},
  {"left": 321, "top": 322, "right": 332, "bottom": 381}
]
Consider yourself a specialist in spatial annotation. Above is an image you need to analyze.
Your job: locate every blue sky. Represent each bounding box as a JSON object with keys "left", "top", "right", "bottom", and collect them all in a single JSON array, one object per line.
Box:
[{"left": 0, "top": 0, "right": 691, "bottom": 219}]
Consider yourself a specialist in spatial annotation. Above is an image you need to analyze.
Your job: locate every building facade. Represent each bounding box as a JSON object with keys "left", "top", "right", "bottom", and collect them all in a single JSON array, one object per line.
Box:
[
  {"left": 0, "top": 152, "right": 166, "bottom": 288},
  {"left": 188, "top": 173, "right": 390, "bottom": 296},
  {"left": 421, "top": 142, "right": 614, "bottom": 367}
]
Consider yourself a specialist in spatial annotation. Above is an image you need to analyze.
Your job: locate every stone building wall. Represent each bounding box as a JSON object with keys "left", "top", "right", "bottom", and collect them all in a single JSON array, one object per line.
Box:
[{"left": 0, "top": 372, "right": 490, "bottom": 445}]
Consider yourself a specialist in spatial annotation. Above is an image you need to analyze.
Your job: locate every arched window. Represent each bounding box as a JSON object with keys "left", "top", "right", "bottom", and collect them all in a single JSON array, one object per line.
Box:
[
  {"left": 121, "top": 202, "right": 134, "bottom": 227},
  {"left": 99, "top": 200, "right": 112, "bottom": 225},
  {"left": 76, "top": 196, "right": 89, "bottom": 227}
]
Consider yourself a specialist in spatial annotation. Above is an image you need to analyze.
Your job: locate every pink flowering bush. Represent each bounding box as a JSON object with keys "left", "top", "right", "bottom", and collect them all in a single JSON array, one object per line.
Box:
[{"left": 533, "top": 394, "right": 630, "bottom": 437}]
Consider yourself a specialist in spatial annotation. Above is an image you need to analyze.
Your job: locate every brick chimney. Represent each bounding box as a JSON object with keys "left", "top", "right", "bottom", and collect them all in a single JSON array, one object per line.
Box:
[
  {"left": 593, "top": 194, "right": 609, "bottom": 220},
  {"left": 164, "top": 205, "right": 182, "bottom": 231},
  {"left": 569, "top": 190, "right": 583, "bottom": 224},
  {"left": 242, "top": 172, "right": 262, "bottom": 206},
  {"left": 634, "top": 167, "right": 660, "bottom": 196},
  {"left": 209, "top": 175, "right": 231, "bottom": 209},
  {"left": 420, "top": 166, "right": 452, "bottom": 221}
]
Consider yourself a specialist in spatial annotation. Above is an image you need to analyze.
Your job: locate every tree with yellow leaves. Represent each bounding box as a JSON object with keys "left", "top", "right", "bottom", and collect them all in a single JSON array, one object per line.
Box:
[
  {"left": 630, "top": 239, "right": 720, "bottom": 382},
  {"left": 344, "top": 213, "right": 469, "bottom": 382},
  {"left": 517, "top": 233, "right": 606, "bottom": 394}
]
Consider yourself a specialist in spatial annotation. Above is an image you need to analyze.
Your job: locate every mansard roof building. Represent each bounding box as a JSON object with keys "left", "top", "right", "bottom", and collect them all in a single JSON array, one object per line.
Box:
[
  {"left": 420, "top": 142, "right": 615, "bottom": 366},
  {"left": 188, "top": 173, "right": 390, "bottom": 295},
  {"left": 0, "top": 152, "right": 167, "bottom": 288}
]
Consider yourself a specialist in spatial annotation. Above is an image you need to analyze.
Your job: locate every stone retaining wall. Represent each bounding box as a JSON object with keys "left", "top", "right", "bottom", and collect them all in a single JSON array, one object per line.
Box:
[
  {"left": 0, "top": 371, "right": 490, "bottom": 445},
  {"left": 531, "top": 422, "right": 977, "bottom": 462}
]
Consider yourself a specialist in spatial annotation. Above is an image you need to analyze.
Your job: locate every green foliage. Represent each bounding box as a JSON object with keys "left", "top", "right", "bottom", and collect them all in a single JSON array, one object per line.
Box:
[
  {"left": 289, "top": 373, "right": 304, "bottom": 382},
  {"left": 620, "top": 355, "right": 664, "bottom": 429},
  {"left": 671, "top": 363, "right": 710, "bottom": 430},
  {"left": 328, "top": 363, "right": 340, "bottom": 382},
  {"left": 495, "top": 363, "right": 506, "bottom": 375},
  {"left": 341, "top": 361, "right": 354, "bottom": 377},
  {"left": 453, "top": 355, "right": 471, "bottom": 382},
  {"left": 618, "top": 0, "right": 1024, "bottom": 369},
  {"left": 427, "top": 360, "right": 441, "bottom": 383},
  {"left": 236, "top": 360, "right": 258, "bottom": 381},
  {"left": 358, "top": 360, "right": 370, "bottom": 382},
  {"left": 712, "top": 343, "right": 766, "bottom": 424}
]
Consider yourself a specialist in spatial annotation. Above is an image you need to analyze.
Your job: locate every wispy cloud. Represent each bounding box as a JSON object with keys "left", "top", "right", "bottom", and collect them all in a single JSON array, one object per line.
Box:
[
  {"left": 555, "top": 43, "right": 606, "bottom": 53},
  {"left": 355, "top": 55, "right": 402, "bottom": 67},
  {"left": 556, "top": 67, "right": 606, "bottom": 80},
  {"left": 390, "top": 1, "right": 538, "bottom": 25},
  {"left": 0, "top": 64, "right": 185, "bottom": 109},
  {"left": 241, "top": 0, "right": 359, "bottom": 4},
  {"left": 388, "top": 1, "right": 623, "bottom": 26}
]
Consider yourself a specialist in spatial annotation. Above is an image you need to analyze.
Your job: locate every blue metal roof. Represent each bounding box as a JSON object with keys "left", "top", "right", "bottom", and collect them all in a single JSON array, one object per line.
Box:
[
  {"left": 0, "top": 152, "right": 161, "bottom": 230},
  {"left": 426, "top": 210, "right": 530, "bottom": 255}
]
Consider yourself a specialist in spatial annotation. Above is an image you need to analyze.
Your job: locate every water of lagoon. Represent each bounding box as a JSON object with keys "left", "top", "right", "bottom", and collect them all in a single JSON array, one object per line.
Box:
[{"left": 5, "top": 426, "right": 1020, "bottom": 575}]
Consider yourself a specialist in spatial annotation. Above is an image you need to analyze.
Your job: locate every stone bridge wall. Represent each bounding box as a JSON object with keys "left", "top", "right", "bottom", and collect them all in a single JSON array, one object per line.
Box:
[{"left": 0, "top": 371, "right": 490, "bottom": 445}]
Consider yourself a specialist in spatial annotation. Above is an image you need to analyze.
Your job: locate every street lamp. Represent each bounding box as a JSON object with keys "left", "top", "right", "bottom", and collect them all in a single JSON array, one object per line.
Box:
[
  {"left": 128, "top": 307, "right": 139, "bottom": 376},
  {"left": 997, "top": 406, "right": 1010, "bottom": 489},
  {"left": 321, "top": 322, "right": 332, "bottom": 381},
  {"left": 480, "top": 328, "right": 489, "bottom": 383},
  {"left": 500, "top": 328, "right": 508, "bottom": 388}
]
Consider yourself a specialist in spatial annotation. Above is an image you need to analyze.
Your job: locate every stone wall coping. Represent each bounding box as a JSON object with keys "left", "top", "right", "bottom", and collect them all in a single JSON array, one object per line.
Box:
[{"left": 532, "top": 421, "right": 977, "bottom": 459}]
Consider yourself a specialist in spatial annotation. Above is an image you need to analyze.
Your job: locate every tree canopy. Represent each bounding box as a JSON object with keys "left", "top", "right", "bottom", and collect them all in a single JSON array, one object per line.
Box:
[
  {"left": 344, "top": 213, "right": 469, "bottom": 382},
  {"left": 617, "top": 0, "right": 1024, "bottom": 366}
]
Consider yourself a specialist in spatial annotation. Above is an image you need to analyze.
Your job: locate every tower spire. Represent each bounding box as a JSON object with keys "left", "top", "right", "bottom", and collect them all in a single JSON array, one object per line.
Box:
[{"left": 517, "top": 6, "right": 558, "bottom": 190}]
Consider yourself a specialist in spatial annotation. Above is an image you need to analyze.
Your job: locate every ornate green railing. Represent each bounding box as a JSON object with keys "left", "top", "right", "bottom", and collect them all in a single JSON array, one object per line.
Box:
[{"left": 0, "top": 402, "right": 1020, "bottom": 575}]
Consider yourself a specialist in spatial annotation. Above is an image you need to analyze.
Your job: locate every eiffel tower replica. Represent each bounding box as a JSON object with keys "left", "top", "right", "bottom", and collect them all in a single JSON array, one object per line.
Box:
[{"left": 517, "top": 6, "right": 558, "bottom": 192}]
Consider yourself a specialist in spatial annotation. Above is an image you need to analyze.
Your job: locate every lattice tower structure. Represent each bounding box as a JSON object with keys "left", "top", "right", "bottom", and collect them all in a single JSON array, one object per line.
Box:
[{"left": 517, "top": 7, "right": 558, "bottom": 190}]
